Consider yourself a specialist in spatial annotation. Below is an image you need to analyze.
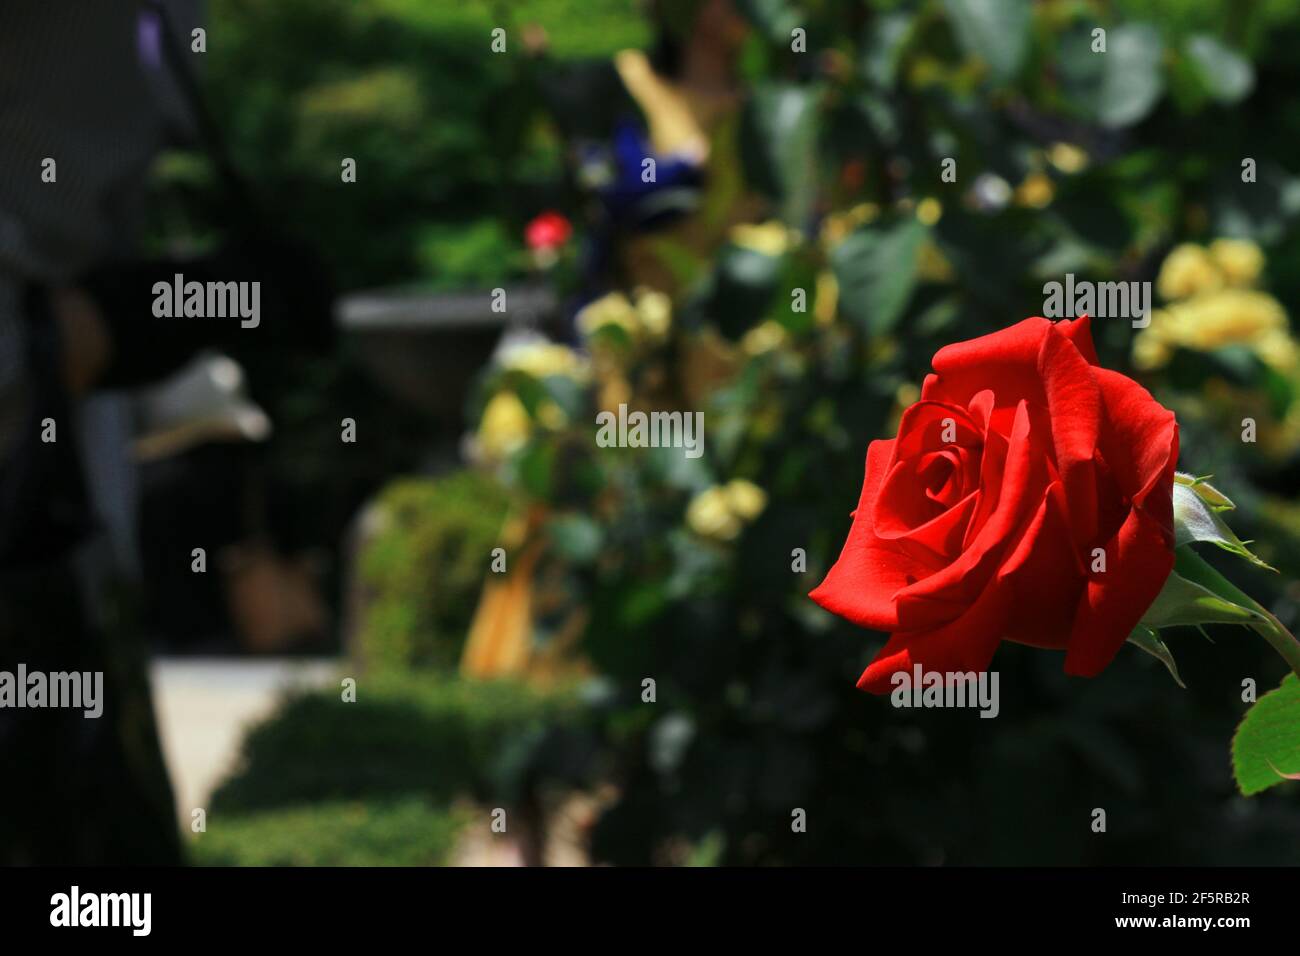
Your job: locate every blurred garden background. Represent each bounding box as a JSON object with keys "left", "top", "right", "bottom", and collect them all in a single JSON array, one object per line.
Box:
[{"left": 134, "top": 0, "right": 1300, "bottom": 865}]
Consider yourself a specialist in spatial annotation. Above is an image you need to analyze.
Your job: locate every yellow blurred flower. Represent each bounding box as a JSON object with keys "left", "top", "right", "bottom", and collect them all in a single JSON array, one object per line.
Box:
[
  {"left": 814, "top": 270, "right": 839, "bottom": 326},
  {"left": 501, "top": 341, "right": 588, "bottom": 381},
  {"left": 1157, "top": 243, "right": 1222, "bottom": 301},
  {"left": 577, "top": 292, "right": 639, "bottom": 338},
  {"left": 478, "top": 391, "right": 531, "bottom": 459},
  {"left": 579, "top": 289, "right": 673, "bottom": 344},
  {"left": 1177, "top": 289, "right": 1285, "bottom": 348},
  {"left": 1047, "top": 142, "right": 1088, "bottom": 174},
  {"left": 1132, "top": 326, "right": 1173, "bottom": 371},
  {"left": 723, "top": 479, "right": 767, "bottom": 522},
  {"left": 916, "top": 197, "right": 943, "bottom": 226},
  {"left": 1014, "top": 172, "right": 1054, "bottom": 209},
  {"left": 1257, "top": 329, "right": 1299, "bottom": 371},
  {"left": 741, "top": 320, "right": 788, "bottom": 356},
  {"left": 686, "top": 480, "right": 768, "bottom": 541},
  {"left": 1133, "top": 288, "right": 1295, "bottom": 372},
  {"left": 820, "top": 203, "right": 880, "bottom": 248},
  {"left": 686, "top": 486, "right": 743, "bottom": 541},
  {"left": 1208, "top": 238, "right": 1264, "bottom": 288},
  {"left": 731, "top": 221, "right": 793, "bottom": 258},
  {"left": 633, "top": 287, "right": 672, "bottom": 340}
]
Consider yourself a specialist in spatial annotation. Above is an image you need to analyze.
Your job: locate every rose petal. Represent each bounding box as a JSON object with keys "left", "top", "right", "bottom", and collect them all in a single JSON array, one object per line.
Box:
[
  {"left": 1038, "top": 322, "right": 1101, "bottom": 542},
  {"left": 1064, "top": 503, "right": 1175, "bottom": 676},
  {"left": 895, "top": 401, "right": 1045, "bottom": 630},
  {"left": 922, "top": 317, "right": 1052, "bottom": 408},
  {"left": 1058, "top": 313, "right": 1099, "bottom": 365},
  {"left": 809, "top": 439, "right": 937, "bottom": 631},
  {"left": 1093, "top": 367, "right": 1179, "bottom": 508},
  {"left": 1000, "top": 481, "right": 1086, "bottom": 649},
  {"left": 856, "top": 582, "right": 1010, "bottom": 693}
]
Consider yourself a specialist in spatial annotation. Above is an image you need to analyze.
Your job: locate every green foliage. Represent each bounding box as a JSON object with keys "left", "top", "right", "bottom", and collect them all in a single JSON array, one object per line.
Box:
[
  {"left": 209, "top": 674, "right": 581, "bottom": 814},
  {"left": 197, "top": 674, "right": 584, "bottom": 865},
  {"left": 187, "top": 0, "right": 646, "bottom": 289},
  {"left": 743, "top": 83, "right": 820, "bottom": 226},
  {"left": 356, "top": 472, "right": 511, "bottom": 672},
  {"left": 832, "top": 219, "right": 927, "bottom": 336},
  {"left": 195, "top": 0, "right": 1300, "bottom": 865},
  {"left": 942, "top": 0, "right": 1030, "bottom": 85},
  {"left": 1233, "top": 676, "right": 1300, "bottom": 795},
  {"left": 482, "top": 0, "right": 1300, "bottom": 863},
  {"left": 191, "top": 798, "right": 472, "bottom": 866}
]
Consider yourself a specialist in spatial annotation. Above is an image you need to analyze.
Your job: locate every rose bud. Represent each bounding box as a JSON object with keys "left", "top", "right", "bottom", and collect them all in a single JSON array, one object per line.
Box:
[{"left": 525, "top": 211, "right": 572, "bottom": 252}]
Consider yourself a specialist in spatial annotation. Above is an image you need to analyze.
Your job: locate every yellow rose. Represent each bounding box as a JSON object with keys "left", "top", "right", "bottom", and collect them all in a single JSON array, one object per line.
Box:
[
  {"left": 1182, "top": 289, "right": 1286, "bottom": 350},
  {"left": 741, "top": 320, "right": 787, "bottom": 357},
  {"left": 731, "top": 221, "right": 792, "bottom": 258},
  {"left": 814, "top": 270, "right": 839, "bottom": 326},
  {"left": 478, "top": 392, "right": 531, "bottom": 459},
  {"left": 723, "top": 479, "right": 767, "bottom": 522},
  {"left": 633, "top": 288, "right": 673, "bottom": 340},
  {"left": 1014, "top": 172, "right": 1054, "bottom": 209},
  {"left": 686, "top": 486, "right": 742, "bottom": 541},
  {"left": 1255, "top": 329, "right": 1299, "bottom": 372},
  {"left": 1141, "top": 289, "right": 1295, "bottom": 371},
  {"left": 577, "top": 292, "right": 638, "bottom": 338},
  {"left": 916, "top": 197, "right": 943, "bottom": 226},
  {"left": 1208, "top": 238, "right": 1264, "bottom": 288},
  {"left": 1131, "top": 324, "right": 1173, "bottom": 371},
  {"left": 1157, "top": 244, "right": 1222, "bottom": 301},
  {"left": 1047, "top": 142, "right": 1088, "bottom": 174},
  {"left": 501, "top": 342, "right": 588, "bottom": 381}
]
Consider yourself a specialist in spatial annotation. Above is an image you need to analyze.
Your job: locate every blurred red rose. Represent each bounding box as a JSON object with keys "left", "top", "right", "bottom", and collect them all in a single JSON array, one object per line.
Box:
[
  {"left": 811, "top": 316, "right": 1179, "bottom": 692},
  {"left": 524, "top": 211, "right": 572, "bottom": 251}
]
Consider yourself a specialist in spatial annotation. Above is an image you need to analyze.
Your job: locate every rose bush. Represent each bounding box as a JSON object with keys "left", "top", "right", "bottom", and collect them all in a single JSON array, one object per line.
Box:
[{"left": 812, "top": 316, "right": 1180, "bottom": 691}]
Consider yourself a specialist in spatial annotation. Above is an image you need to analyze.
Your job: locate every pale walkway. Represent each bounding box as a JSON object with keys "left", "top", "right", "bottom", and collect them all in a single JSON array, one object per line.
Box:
[{"left": 149, "top": 657, "right": 340, "bottom": 823}]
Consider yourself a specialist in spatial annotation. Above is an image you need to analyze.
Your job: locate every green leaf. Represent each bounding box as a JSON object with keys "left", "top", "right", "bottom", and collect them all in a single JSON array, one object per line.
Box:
[
  {"left": 737, "top": 0, "right": 802, "bottom": 46},
  {"left": 1232, "top": 675, "right": 1300, "bottom": 795},
  {"left": 745, "top": 84, "right": 820, "bottom": 228},
  {"left": 1184, "top": 34, "right": 1254, "bottom": 104},
  {"left": 861, "top": 12, "right": 913, "bottom": 90},
  {"left": 541, "top": 374, "right": 586, "bottom": 421},
  {"left": 709, "top": 243, "right": 784, "bottom": 339},
  {"left": 943, "top": 0, "right": 1031, "bottom": 85},
  {"left": 1139, "top": 564, "right": 1264, "bottom": 629},
  {"left": 1100, "top": 25, "right": 1165, "bottom": 127},
  {"left": 831, "top": 219, "right": 925, "bottom": 336},
  {"left": 516, "top": 441, "right": 555, "bottom": 499},
  {"left": 546, "top": 513, "right": 603, "bottom": 563},
  {"left": 1127, "top": 624, "right": 1185, "bottom": 688},
  {"left": 1061, "top": 24, "right": 1164, "bottom": 128},
  {"left": 1172, "top": 481, "right": 1274, "bottom": 569}
]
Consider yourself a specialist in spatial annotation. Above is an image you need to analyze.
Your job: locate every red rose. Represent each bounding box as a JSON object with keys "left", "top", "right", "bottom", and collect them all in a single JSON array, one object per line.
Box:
[
  {"left": 811, "top": 316, "right": 1179, "bottom": 692},
  {"left": 524, "top": 210, "right": 572, "bottom": 251}
]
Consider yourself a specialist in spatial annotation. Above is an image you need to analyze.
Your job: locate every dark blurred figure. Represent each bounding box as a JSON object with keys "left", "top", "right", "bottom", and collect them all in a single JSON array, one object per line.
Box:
[{"left": 0, "top": 1, "right": 331, "bottom": 863}]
